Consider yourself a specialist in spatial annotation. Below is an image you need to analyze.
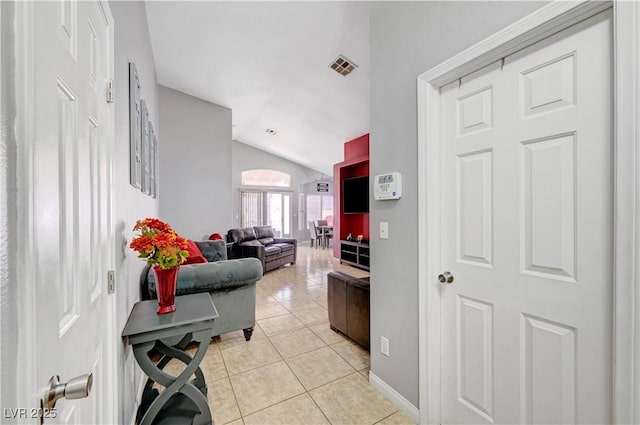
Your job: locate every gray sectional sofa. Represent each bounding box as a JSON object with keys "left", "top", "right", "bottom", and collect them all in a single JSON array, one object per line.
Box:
[{"left": 142, "top": 240, "right": 263, "bottom": 341}]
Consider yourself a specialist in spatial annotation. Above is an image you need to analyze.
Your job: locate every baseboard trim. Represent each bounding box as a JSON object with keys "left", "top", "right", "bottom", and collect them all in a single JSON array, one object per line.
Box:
[{"left": 369, "top": 371, "right": 420, "bottom": 423}]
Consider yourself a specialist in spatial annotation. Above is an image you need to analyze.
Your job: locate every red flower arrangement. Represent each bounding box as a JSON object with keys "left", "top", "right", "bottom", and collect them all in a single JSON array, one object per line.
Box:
[{"left": 130, "top": 218, "right": 189, "bottom": 269}]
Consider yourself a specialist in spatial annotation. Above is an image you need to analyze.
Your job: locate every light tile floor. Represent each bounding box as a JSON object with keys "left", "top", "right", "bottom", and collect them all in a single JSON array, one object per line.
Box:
[{"left": 164, "top": 245, "right": 416, "bottom": 425}]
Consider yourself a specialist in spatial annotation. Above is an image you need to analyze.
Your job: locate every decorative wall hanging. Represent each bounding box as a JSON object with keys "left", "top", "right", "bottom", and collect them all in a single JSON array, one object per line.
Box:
[
  {"left": 129, "top": 63, "right": 142, "bottom": 189},
  {"left": 140, "top": 99, "right": 149, "bottom": 194},
  {"left": 149, "top": 123, "right": 157, "bottom": 198},
  {"left": 129, "top": 62, "right": 158, "bottom": 198}
]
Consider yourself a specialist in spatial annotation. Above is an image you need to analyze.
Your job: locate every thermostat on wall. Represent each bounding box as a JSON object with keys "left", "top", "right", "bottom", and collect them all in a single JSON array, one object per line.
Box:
[{"left": 374, "top": 172, "right": 402, "bottom": 200}]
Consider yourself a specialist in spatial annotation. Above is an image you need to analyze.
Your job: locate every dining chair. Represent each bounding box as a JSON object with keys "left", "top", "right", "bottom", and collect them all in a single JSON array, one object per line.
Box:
[
  {"left": 316, "top": 220, "right": 333, "bottom": 248},
  {"left": 309, "top": 221, "right": 321, "bottom": 248}
]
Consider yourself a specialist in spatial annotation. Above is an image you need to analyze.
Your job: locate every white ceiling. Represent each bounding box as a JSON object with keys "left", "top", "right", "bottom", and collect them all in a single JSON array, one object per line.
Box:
[{"left": 145, "top": 2, "right": 371, "bottom": 176}]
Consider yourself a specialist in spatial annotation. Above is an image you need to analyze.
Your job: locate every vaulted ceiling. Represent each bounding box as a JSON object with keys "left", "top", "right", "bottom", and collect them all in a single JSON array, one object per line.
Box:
[{"left": 145, "top": 2, "right": 371, "bottom": 176}]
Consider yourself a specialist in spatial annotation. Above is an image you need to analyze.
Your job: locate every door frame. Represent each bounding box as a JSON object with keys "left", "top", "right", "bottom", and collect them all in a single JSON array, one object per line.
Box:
[
  {"left": 0, "top": 0, "right": 5, "bottom": 412},
  {"left": 13, "top": 1, "right": 117, "bottom": 422},
  {"left": 417, "top": 1, "right": 640, "bottom": 423}
]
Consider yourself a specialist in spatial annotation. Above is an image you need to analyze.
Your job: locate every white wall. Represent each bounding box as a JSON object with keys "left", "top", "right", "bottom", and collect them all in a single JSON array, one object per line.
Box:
[
  {"left": 231, "top": 140, "right": 329, "bottom": 241},
  {"left": 0, "top": 0, "right": 15, "bottom": 413},
  {"left": 158, "top": 85, "right": 233, "bottom": 240},
  {"left": 369, "top": 1, "right": 547, "bottom": 408},
  {"left": 111, "top": 2, "right": 160, "bottom": 423}
]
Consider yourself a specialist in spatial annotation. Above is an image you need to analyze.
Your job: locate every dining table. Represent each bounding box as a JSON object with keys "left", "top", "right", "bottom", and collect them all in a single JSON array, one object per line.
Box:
[{"left": 317, "top": 225, "right": 333, "bottom": 249}]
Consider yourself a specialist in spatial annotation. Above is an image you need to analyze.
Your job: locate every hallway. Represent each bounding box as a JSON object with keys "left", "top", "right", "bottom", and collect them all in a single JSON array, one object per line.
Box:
[{"left": 160, "top": 245, "right": 414, "bottom": 424}]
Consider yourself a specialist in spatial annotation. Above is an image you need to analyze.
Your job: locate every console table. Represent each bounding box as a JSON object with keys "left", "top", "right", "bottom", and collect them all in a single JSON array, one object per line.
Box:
[
  {"left": 122, "top": 294, "right": 219, "bottom": 425},
  {"left": 339, "top": 240, "right": 370, "bottom": 271}
]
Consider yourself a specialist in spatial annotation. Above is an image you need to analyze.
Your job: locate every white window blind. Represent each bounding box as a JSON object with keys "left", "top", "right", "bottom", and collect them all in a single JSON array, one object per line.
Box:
[{"left": 241, "top": 191, "right": 263, "bottom": 228}]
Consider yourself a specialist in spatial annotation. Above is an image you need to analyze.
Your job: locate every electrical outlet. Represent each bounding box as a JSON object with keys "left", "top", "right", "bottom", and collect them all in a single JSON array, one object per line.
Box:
[
  {"left": 381, "top": 336, "right": 390, "bottom": 356},
  {"left": 380, "top": 221, "right": 389, "bottom": 239}
]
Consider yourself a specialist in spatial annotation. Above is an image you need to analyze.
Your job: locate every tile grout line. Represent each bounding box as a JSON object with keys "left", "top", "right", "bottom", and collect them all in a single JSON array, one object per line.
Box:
[
  {"left": 244, "top": 285, "right": 362, "bottom": 422},
  {"left": 374, "top": 410, "right": 403, "bottom": 425},
  {"left": 216, "top": 338, "right": 244, "bottom": 425},
  {"left": 221, "top": 340, "right": 284, "bottom": 378},
  {"left": 220, "top": 247, "right": 376, "bottom": 424},
  {"left": 284, "top": 308, "right": 358, "bottom": 424},
  {"left": 269, "top": 338, "right": 328, "bottom": 361},
  {"left": 292, "top": 313, "right": 360, "bottom": 389},
  {"left": 238, "top": 282, "right": 328, "bottom": 422},
  {"left": 223, "top": 333, "right": 286, "bottom": 421},
  {"left": 285, "top": 356, "right": 360, "bottom": 392},
  {"left": 327, "top": 339, "right": 369, "bottom": 371},
  {"left": 239, "top": 392, "right": 311, "bottom": 423},
  {"left": 257, "top": 297, "right": 325, "bottom": 321},
  {"left": 276, "top": 329, "right": 336, "bottom": 425}
]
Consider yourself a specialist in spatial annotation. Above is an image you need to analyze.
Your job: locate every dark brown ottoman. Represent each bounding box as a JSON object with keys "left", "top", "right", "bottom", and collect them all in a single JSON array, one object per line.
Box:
[{"left": 327, "top": 271, "right": 370, "bottom": 350}]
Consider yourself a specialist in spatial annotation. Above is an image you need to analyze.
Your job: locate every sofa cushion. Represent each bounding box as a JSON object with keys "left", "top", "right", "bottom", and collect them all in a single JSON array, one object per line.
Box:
[
  {"left": 195, "top": 240, "right": 227, "bottom": 262},
  {"left": 228, "top": 227, "right": 257, "bottom": 244},
  {"left": 192, "top": 259, "right": 263, "bottom": 291},
  {"left": 239, "top": 239, "right": 262, "bottom": 247},
  {"left": 146, "top": 258, "right": 263, "bottom": 298},
  {"left": 184, "top": 240, "right": 207, "bottom": 264},
  {"left": 258, "top": 237, "right": 275, "bottom": 246},
  {"left": 264, "top": 245, "right": 282, "bottom": 257},
  {"left": 253, "top": 225, "right": 274, "bottom": 239},
  {"left": 272, "top": 243, "right": 294, "bottom": 253}
]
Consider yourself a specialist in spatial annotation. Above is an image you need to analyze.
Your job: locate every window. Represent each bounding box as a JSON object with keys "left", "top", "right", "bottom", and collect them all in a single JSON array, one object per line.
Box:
[
  {"left": 241, "top": 191, "right": 263, "bottom": 228},
  {"left": 240, "top": 190, "right": 292, "bottom": 237},
  {"left": 306, "top": 194, "right": 334, "bottom": 228},
  {"left": 321, "top": 196, "right": 334, "bottom": 225},
  {"left": 240, "top": 170, "right": 293, "bottom": 237},
  {"left": 298, "top": 193, "right": 305, "bottom": 230},
  {"left": 241, "top": 169, "right": 291, "bottom": 187}
]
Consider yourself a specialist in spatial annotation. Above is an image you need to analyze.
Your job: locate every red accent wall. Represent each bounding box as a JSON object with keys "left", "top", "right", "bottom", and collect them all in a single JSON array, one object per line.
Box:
[
  {"left": 333, "top": 134, "right": 370, "bottom": 258},
  {"left": 344, "top": 134, "right": 370, "bottom": 160}
]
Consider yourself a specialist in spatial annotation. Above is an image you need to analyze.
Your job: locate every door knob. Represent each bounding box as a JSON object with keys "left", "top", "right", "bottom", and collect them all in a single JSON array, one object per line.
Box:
[
  {"left": 42, "top": 373, "right": 93, "bottom": 411},
  {"left": 438, "top": 271, "right": 454, "bottom": 284}
]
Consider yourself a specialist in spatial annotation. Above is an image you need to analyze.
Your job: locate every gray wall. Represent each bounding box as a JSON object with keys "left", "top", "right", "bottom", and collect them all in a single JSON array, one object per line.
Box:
[
  {"left": 231, "top": 140, "right": 329, "bottom": 241},
  {"left": 158, "top": 86, "right": 233, "bottom": 240},
  {"left": 111, "top": 2, "right": 160, "bottom": 424},
  {"left": 369, "top": 1, "right": 547, "bottom": 408}
]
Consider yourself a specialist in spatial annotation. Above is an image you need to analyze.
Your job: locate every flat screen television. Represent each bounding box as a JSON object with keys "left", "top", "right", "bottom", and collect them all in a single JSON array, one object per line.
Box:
[{"left": 342, "top": 176, "right": 369, "bottom": 214}]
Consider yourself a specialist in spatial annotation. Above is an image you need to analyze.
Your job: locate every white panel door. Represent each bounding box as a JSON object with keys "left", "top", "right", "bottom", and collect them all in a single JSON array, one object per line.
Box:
[
  {"left": 440, "top": 10, "right": 612, "bottom": 424},
  {"left": 30, "top": 1, "right": 114, "bottom": 423}
]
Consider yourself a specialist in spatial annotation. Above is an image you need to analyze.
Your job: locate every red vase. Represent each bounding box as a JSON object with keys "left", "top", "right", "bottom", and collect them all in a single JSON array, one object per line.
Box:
[{"left": 153, "top": 265, "right": 178, "bottom": 314}]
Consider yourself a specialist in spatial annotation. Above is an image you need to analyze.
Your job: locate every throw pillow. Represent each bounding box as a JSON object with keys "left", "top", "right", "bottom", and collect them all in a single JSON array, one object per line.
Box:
[{"left": 184, "top": 239, "right": 207, "bottom": 264}]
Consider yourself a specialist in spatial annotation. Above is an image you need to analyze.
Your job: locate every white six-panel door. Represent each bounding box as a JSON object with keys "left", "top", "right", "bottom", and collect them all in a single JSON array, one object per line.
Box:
[
  {"left": 439, "top": 10, "right": 612, "bottom": 424},
  {"left": 30, "top": 1, "right": 114, "bottom": 423}
]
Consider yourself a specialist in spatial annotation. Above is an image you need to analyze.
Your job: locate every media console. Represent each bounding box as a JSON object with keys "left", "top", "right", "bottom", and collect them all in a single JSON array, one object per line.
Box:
[{"left": 339, "top": 240, "right": 370, "bottom": 271}]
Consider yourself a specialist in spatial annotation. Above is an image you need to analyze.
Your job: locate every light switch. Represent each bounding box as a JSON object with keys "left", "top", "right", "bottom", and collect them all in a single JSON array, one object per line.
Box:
[{"left": 380, "top": 221, "right": 389, "bottom": 239}]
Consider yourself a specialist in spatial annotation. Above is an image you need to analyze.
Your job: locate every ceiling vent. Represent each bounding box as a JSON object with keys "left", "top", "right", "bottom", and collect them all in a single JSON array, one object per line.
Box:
[
  {"left": 329, "top": 55, "right": 358, "bottom": 76},
  {"left": 265, "top": 128, "right": 277, "bottom": 135}
]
